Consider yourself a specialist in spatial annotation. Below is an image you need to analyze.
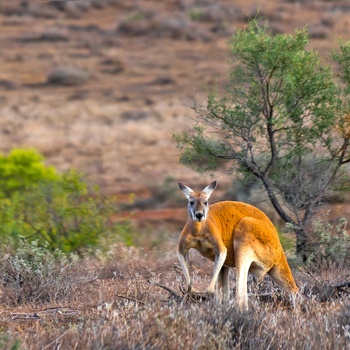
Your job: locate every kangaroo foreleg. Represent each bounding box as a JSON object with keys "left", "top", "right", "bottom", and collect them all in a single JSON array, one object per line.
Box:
[
  {"left": 206, "top": 248, "right": 227, "bottom": 293},
  {"left": 177, "top": 250, "right": 195, "bottom": 292}
]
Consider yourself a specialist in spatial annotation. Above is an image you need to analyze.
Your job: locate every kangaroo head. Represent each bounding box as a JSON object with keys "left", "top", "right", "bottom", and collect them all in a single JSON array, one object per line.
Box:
[{"left": 178, "top": 181, "right": 217, "bottom": 222}]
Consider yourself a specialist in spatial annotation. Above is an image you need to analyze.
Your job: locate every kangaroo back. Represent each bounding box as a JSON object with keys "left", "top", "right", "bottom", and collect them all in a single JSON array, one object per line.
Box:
[{"left": 207, "top": 201, "right": 283, "bottom": 268}]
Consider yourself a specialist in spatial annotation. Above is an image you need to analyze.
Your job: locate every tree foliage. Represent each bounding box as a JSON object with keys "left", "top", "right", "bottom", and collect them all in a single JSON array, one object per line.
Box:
[
  {"left": 176, "top": 20, "right": 350, "bottom": 259},
  {"left": 0, "top": 148, "right": 57, "bottom": 198},
  {"left": 0, "top": 151, "right": 131, "bottom": 254}
]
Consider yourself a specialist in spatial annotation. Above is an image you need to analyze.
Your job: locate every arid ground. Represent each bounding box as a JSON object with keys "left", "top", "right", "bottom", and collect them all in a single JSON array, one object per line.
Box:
[{"left": 0, "top": 1, "right": 349, "bottom": 349}]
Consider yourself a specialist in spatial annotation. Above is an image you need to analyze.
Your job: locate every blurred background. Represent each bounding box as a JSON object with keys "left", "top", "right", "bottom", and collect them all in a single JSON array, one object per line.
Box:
[{"left": 0, "top": 0, "right": 349, "bottom": 236}]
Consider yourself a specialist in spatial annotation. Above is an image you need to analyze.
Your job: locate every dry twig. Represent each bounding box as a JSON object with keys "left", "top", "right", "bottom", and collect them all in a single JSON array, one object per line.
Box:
[
  {"left": 149, "top": 280, "right": 215, "bottom": 303},
  {"left": 115, "top": 293, "right": 145, "bottom": 305}
]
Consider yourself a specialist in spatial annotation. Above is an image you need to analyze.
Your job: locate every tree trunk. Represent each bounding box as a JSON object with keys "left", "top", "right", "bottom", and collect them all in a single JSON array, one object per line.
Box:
[{"left": 295, "top": 228, "right": 308, "bottom": 262}]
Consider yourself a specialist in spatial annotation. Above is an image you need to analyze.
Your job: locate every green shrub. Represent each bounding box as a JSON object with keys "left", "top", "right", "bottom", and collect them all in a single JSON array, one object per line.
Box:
[
  {"left": 0, "top": 148, "right": 57, "bottom": 198},
  {"left": 0, "top": 169, "right": 132, "bottom": 254},
  {"left": 278, "top": 230, "right": 295, "bottom": 254},
  {"left": 151, "top": 176, "right": 183, "bottom": 205},
  {"left": 307, "top": 215, "right": 350, "bottom": 266},
  {"left": 0, "top": 238, "right": 93, "bottom": 305},
  {"left": 126, "top": 11, "right": 146, "bottom": 21},
  {"left": 189, "top": 9, "right": 205, "bottom": 22},
  {"left": 0, "top": 334, "right": 20, "bottom": 350}
]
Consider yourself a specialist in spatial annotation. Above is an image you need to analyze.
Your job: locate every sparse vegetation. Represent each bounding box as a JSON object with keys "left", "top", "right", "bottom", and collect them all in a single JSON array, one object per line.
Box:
[
  {"left": 47, "top": 66, "right": 90, "bottom": 86},
  {"left": 0, "top": 239, "right": 93, "bottom": 306},
  {"left": 0, "top": 1, "right": 349, "bottom": 349},
  {"left": 117, "top": 11, "right": 210, "bottom": 41},
  {"left": 307, "top": 216, "right": 350, "bottom": 266},
  {"left": 151, "top": 176, "right": 184, "bottom": 206},
  {"left": 189, "top": 9, "right": 205, "bottom": 22},
  {"left": 0, "top": 242, "right": 349, "bottom": 349}
]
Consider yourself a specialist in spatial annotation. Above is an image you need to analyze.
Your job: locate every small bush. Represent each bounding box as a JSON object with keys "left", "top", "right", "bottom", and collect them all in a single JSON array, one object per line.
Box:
[
  {"left": 308, "top": 23, "right": 329, "bottom": 39},
  {"left": 189, "top": 9, "right": 205, "bottom": 22},
  {"left": 151, "top": 176, "right": 183, "bottom": 205},
  {"left": 117, "top": 13, "right": 210, "bottom": 41},
  {"left": 0, "top": 169, "right": 132, "bottom": 254},
  {"left": 47, "top": 66, "right": 90, "bottom": 86},
  {"left": 39, "top": 27, "right": 70, "bottom": 42},
  {"left": 188, "top": 4, "right": 236, "bottom": 23},
  {"left": 307, "top": 215, "right": 350, "bottom": 266},
  {"left": 0, "top": 334, "right": 20, "bottom": 350},
  {"left": 0, "top": 239, "right": 93, "bottom": 306}
]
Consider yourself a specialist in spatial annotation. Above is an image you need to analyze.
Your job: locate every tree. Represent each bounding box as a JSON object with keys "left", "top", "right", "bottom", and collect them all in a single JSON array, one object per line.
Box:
[
  {"left": 0, "top": 170, "right": 132, "bottom": 254},
  {"left": 0, "top": 148, "right": 57, "bottom": 198},
  {"left": 176, "top": 20, "right": 350, "bottom": 260}
]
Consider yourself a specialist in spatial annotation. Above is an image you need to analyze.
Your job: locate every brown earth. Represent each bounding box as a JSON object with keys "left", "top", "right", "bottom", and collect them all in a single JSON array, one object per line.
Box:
[{"left": 0, "top": 0, "right": 350, "bottom": 228}]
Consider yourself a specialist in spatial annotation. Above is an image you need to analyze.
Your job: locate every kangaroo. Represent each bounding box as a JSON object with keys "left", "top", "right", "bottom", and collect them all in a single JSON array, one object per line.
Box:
[{"left": 177, "top": 181, "right": 299, "bottom": 309}]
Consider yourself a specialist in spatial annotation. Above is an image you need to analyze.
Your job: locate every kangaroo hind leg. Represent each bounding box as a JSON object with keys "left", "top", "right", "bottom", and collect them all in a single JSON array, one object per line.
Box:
[
  {"left": 218, "top": 265, "right": 230, "bottom": 298},
  {"left": 233, "top": 217, "right": 268, "bottom": 310},
  {"left": 234, "top": 248, "right": 255, "bottom": 310}
]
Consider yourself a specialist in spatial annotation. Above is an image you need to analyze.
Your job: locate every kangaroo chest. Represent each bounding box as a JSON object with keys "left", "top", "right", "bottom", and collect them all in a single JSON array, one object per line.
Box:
[
  {"left": 189, "top": 236, "right": 213, "bottom": 250},
  {"left": 188, "top": 234, "right": 216, "bottom": 260}
]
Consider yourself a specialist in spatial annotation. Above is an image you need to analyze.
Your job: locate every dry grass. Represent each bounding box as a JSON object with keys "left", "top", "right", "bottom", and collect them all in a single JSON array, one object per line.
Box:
[{"left": 0, "top": 243, "right": 349, "bottom": 350}]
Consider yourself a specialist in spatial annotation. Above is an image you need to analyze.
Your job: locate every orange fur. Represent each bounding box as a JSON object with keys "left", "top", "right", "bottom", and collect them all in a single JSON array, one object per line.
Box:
[{"left": 177, "top": 181, "right": 299, "bottom": 309}]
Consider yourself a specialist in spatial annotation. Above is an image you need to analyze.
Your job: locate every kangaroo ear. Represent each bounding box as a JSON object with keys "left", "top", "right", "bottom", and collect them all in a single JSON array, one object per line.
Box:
[
  {"left": 178, "top": 183, "right": 194, "bottom": 199},
  {"left": 202, "top": 181, "right": 217, "bottom": 198}
]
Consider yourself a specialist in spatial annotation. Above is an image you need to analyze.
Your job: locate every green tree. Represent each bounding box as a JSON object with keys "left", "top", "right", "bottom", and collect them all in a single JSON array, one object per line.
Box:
[
  {"left": 176, "top": 20, "right": 350, "bottom": 260},
  {"left": 0, "top": 170, "right": 131, "bottom": 254},
  {"left": 0, "top": 148, "right": 57, "bottom": 198}
]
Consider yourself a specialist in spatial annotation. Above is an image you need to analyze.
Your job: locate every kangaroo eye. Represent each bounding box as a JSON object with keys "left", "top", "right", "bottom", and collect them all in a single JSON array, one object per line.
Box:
[
  {"left": 204, "top": 201, "right": 208, "bottom": 205},
  {"left": 189, "top": 201, "right": 195, "bottom": 205}
]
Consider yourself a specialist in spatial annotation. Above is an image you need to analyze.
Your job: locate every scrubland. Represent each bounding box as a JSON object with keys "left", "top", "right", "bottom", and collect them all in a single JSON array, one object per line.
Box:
[
  {"left": 0, "top": 241, "right": 349, "bottom": 349},
  {"left": 0, "top": 1, "right": 349, "bottom": 349}
]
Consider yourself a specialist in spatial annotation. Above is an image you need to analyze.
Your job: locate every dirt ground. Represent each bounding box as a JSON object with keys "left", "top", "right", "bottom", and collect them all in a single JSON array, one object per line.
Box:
[{"left": 0, "top": 0, "right": 350, "bottom": 221}]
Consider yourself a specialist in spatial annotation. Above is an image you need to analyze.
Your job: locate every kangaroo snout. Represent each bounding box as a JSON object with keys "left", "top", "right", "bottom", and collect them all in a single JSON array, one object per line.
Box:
[{"left": 195, "top": 212, "right": 204, "bottom": 221}]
